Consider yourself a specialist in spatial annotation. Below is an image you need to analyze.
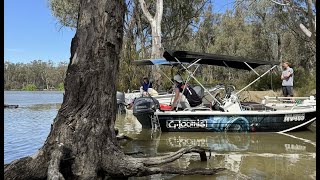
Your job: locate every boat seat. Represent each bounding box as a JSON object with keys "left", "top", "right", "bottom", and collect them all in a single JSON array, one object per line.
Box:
[
  {"left": 147, "top": 88, "right": 159, "bottom": 96},
  {"left": 193, "top": 86, "right": 204, "bottom": 98}
]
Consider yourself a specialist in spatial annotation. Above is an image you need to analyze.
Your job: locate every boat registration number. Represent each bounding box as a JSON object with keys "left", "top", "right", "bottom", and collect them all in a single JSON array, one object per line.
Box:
[{"left": 284, "top": 113, "right": 305, "bottom": 122}]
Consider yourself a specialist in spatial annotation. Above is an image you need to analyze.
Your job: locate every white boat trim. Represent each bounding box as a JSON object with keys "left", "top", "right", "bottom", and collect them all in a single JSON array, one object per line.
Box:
[
  {"left": 155, "top": 108, "right": 316, "bottom": 116},
  {"left": 277, "top": 117, "right": 316, "bottom": 133}
]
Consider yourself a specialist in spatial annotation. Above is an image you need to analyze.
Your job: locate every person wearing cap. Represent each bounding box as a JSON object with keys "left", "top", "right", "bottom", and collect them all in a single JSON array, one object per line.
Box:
[
  {"left": 140, "top": 77, "right": 152, "bottom": 96},
  {"left": 171, "top": 74, "right": 202, "bottom": 110}
]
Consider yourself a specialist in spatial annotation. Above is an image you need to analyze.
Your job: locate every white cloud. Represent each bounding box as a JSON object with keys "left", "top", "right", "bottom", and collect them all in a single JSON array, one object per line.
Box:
[{"left": 5, "top": 48, "right": 24, "bottom": 53}]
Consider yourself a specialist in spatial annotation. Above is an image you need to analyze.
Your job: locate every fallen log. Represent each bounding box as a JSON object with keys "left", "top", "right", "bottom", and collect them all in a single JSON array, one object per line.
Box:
[{"left": 4, "top": 104, "right": 19, "bottom": 108}]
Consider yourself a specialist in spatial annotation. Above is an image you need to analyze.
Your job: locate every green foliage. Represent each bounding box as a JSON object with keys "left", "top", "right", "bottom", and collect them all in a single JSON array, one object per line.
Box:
[
  {"left": 22, "top": 84, "right": 37, "bottom": 91},
  {"left": 48, "top": 0, "right": 79, "bottom": 28},
  {"left": 242, "top": 71, "right": 282, "bottom": 91},
  {"left": 4, "top": 60, "right": 67, "bottom": 90},
  {"left": 44, "top": 0, "right": 315, "bottom": 94},
  {"left": 58, "top": 83, "right": 65, "bottom": 91},
  {"left": 293, "top": 68, "right": 316, "bottom": 96}
]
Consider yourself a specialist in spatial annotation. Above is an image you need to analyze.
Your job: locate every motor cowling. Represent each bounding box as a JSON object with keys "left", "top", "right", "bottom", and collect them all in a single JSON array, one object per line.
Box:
[
  {"left": 133, "top": 97, "right": 159, "bottom": 115},
  {"left": 116, "top": 91, "right": 126, "bottom": 114},
  {"left": 116, "top": 91, "right": 125, "bottom": 105}
]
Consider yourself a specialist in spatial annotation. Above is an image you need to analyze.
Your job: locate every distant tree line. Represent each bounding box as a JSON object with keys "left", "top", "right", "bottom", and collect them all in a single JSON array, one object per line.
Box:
[
  {"left": 4, "top": 60, "right": 68, "bottom": 90},
  {"left": 6, "top": 0, "right": 316, "bottom": 96}
]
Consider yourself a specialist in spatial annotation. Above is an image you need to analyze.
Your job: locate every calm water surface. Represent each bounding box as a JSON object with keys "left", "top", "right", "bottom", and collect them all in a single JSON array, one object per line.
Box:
[{"left": 4, "top": 91, "right": 316, "bottom": 179}]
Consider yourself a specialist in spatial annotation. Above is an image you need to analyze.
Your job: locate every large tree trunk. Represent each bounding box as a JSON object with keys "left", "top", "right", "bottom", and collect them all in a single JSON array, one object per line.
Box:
[
  {"left": 5, "top": 0, "right": 126, "bottom": 179},
  {"left": 4, "top": 0, "right": 224, "bottom": 179}
]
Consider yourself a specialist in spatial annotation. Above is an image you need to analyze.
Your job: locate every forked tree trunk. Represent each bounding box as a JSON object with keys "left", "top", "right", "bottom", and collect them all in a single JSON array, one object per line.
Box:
[
  {"left": 139, "top": 0, "right": 163, "bottom": 90},
  {"left": 4, "top": 0, "right": 224, "bottom": 179}
]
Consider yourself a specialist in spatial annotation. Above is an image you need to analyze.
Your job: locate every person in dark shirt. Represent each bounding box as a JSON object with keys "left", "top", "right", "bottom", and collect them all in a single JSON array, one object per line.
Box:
[
  {"left": 140, "top": 77, "right": 152, "bottom": 95},
  {"left": 171, "top": 75, "right": 202, "bottom": 110}
]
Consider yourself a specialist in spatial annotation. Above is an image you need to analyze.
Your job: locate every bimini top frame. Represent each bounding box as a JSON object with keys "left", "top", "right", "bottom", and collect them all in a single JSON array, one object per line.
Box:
[
  {"left": 162, "top": 50, "right": 279, "bottom": 109},
  {"left": 132, "top": 51, "right": 279, "bottom": 110}
]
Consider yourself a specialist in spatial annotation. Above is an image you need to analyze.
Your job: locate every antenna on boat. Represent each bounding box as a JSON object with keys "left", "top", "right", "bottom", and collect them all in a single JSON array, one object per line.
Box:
[{"left": 270, "top": 65, "right": 273, "bottom": 91}]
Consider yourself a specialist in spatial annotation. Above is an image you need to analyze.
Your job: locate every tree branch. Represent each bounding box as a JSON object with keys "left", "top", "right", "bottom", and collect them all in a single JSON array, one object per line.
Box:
[
  {"left": 269, "top": 0, "right": 289, "bottom": 6},
  {"left": 138, "top": 0, "right": 154, "bottom": 23},
  {"left": 139, "top": 146, "right": 210, "bottom": 166},
  {"left": 269, "top": 0, "right": 316, "bottom": 43},
  {"left": 306, "top": 0, "right": 316, "bottom": 40},
  {"left": 299, "top": 23, "right": 312, "bottom": 37},
  {"left": 156, "top": 0, "right": 163, "bottom": 25}
]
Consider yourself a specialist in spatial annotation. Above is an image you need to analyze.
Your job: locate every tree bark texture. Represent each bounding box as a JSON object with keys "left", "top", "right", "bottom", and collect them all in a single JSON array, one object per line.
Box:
[{"left": 4, "top": 0, "right": 224, "bottom": 179}]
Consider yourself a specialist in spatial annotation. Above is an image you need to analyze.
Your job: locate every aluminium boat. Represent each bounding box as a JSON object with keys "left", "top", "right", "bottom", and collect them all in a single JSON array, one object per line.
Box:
[{"left": 132, "top": 50, "right": 316, "bottom": 133}]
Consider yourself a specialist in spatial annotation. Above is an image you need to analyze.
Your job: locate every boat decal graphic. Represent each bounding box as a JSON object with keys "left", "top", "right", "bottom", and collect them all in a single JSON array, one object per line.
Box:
[{"left": 206, "top": 116, "right": 250, "bottom": 132}]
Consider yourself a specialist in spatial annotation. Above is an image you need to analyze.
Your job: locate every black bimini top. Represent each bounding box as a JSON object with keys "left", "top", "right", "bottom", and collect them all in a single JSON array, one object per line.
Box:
[{"left": 163, "top": 50, "right": 278, "bottom": 70}]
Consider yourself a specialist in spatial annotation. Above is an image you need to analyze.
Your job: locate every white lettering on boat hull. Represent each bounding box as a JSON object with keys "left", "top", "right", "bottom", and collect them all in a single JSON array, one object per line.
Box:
[
  {"left": 284, "top": 113, "right": 305, "bottom": 122},
  {"left": 166, "top": 119, "right": 207, "bottom": 129}
]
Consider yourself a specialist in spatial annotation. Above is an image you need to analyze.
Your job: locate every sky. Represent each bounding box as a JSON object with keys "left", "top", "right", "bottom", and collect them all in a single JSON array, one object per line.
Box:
[
  {"left": 4, "top": 0, "right": 76, "bottom": 64},
  {"left": 4, "top": 0, "right": 232, "bottom": 64}
]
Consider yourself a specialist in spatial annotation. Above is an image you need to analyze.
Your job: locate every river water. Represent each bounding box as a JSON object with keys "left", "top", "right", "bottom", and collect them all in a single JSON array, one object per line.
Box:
[{"left": 4, "top": 91, "right": 316, "bottom": 179}]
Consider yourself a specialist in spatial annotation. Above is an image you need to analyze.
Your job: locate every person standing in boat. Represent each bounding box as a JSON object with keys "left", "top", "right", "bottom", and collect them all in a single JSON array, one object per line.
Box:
[
  {"left": 171, "top": 74, "right": 202, "bottom": 110},
  {"left": 281, "top": 61, "right": 294, "bottom": 97},
  {"left": 140, "top": 77, "right": 152, "bottom": 96}
]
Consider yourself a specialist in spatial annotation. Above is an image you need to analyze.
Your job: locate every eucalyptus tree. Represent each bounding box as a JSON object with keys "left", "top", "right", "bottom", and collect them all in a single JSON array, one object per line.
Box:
[
  {"left": 5, "top": 0, "right": 224, "bottom": 179},
  {"left": 235, "top": 0, "right": 316, "bottom": 71},
  {"left": 48, "top": 0, "right": 211, "bottom": 91},
  {"left": 138, "top": 0, "right": 163, "bottom": 58}
]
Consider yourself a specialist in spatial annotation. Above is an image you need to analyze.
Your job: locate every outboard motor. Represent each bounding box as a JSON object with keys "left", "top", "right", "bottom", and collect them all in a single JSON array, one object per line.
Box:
[
  {"left": 133, "top": 97, "right": 160, "bottom": 128},
  {"left": 116, "top": 91, "right": 126, "bottom": 114}
]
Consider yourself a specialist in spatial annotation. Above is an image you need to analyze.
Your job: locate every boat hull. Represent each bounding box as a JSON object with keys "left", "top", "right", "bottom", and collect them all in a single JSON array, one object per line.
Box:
[{"left": 134, "top": 111, "right": 316, "bottom": 132}]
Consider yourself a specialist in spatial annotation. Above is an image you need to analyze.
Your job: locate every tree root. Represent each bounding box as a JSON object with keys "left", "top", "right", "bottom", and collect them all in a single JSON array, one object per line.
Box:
[
  {"left": 129, "top": 146, "right": 225, "bottom": 177},
  {"left": 5, "top": 146, "right": 223, "bottom": 179},
  {"left": 116, "top": 134, "right": 133, "bottom": 141},
  {"left": 47, "top": 145, "right": 65, "bottom": 180},
  {"left": 4, "top": 156, "right": 48, "bottom": 179},
  {"left": 124, "top": 151, "right": 144, "bottom": 156},
  {"left": 139, "top": 146, "right": 210, "bottom": 166}
]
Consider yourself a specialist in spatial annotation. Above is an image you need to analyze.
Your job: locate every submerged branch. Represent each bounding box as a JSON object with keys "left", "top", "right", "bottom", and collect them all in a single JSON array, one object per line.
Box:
[
  {"left": 141, "top": 167, "right": 226, "bottom": 176},
  {"left": 139, "top": 146, "right": 210, "bottom": 166}
]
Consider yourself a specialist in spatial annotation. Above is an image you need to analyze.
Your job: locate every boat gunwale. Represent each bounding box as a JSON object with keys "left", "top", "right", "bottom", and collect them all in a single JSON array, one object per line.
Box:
[{"left": 154, "top": 108, "right": 316, "bottom": 116}]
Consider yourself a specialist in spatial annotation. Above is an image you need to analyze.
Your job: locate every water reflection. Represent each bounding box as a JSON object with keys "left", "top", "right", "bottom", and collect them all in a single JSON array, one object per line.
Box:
[{"left": 120, "top": 116, "right": 316, "bottom": 180}]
